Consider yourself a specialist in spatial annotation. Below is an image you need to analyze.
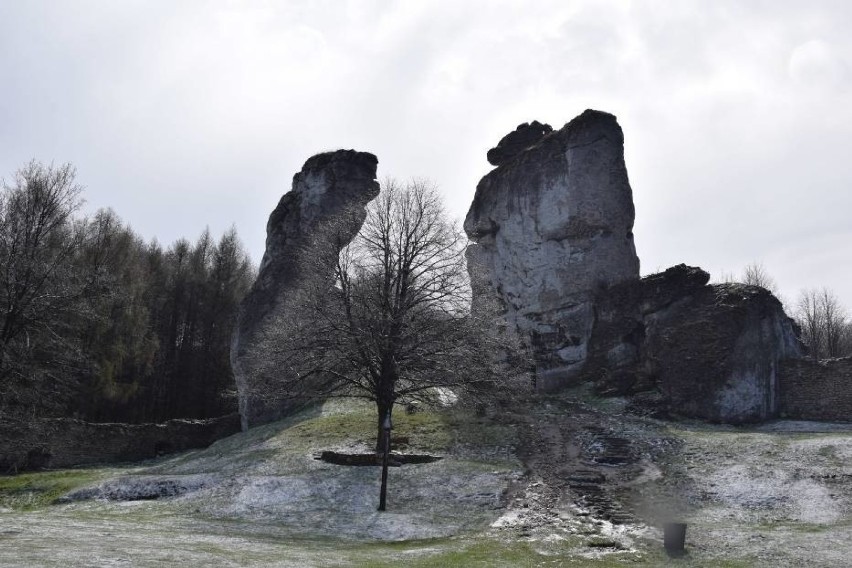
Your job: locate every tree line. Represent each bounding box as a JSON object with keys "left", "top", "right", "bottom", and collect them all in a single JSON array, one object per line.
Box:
[{"left": 0, "top": 161, "right": 255, "bottom": 423}]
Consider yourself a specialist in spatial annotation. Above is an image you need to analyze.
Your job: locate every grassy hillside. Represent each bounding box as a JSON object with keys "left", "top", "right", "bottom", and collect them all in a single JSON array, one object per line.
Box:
[{"left": 1, "top": 394, "right": 851, "bottom": 567}]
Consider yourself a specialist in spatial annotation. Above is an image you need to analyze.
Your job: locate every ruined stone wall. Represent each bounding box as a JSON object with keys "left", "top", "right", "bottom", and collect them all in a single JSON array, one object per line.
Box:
[
  {"left": 0, "top": 414, "right": 240, "bottom": 473},
  {"left": 779, "top": 357, "right": 852, "bottom": 422}
]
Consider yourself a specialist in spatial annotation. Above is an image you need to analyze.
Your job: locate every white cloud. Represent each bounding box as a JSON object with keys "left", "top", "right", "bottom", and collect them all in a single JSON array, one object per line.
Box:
[
  {"left": 788, "top": 39, "right": 849, "bottom": 88},
  {"left": 1, "top": 0, "right": 851, "bottom": 309}
]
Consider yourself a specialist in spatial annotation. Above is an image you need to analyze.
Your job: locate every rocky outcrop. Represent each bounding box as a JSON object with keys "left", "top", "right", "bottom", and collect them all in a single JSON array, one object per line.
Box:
[
  {"left": 585, "top": 264, "right": 714, "bottom": 396},
  {"left": 561, "top": 261, "right": 804, "bottom": 423},
  {"left": 486, "top": 121, "right": 553, "bottom": 166},
  {"left": 232, "top": 150, "right": 379, "bottom": 430},
  {"left": 467, "top": 110, "right": 809, "bottom": 424},
  {"left": 465, "top": 110, "right": 640, "bottom": 389},
  {"left": 584, "top": 264, "right": 803, "bottom": 423},
  {"left": 649, "top": 283, "right": 802, "bottom": 422},
  {"left": 646, "top": 278, "right": 801, "bottom": 422}
]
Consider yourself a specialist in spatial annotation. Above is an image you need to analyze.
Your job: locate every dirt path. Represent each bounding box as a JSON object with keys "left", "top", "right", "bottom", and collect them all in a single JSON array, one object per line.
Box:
[{"left": 486, "top": 393, "right": 671, "bottom": 554}]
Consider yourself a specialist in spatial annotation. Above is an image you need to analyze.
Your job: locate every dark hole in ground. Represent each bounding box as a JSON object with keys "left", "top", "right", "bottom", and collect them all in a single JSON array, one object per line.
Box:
[
  {"left": 315, "top": 451, "right": 442, "bottom": 467},
  {"left": 591, "top": 455, "right": 631, "bottom": 465}
]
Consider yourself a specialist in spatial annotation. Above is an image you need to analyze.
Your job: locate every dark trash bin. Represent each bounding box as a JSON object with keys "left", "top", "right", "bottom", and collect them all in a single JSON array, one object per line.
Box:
[{"left": 664, "top": 522, "right": 687, "bottom": 555}]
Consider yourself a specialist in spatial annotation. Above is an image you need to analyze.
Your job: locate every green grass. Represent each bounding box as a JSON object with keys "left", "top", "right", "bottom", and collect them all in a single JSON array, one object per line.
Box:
[
  {"left": 356, "top": 535, "right": 761, "bottom": 568},
  {"left": 284, "top": 405, "right": 455, "bottom": 452},
  {"left": 283, "top": 403, "right": 512, "bottom": 457},
  {"left": 142, "top": 399, "right": 518, "bottom": 481},
  {"left": 395, "top": 411, "right": 455, "bottom": 452},
  {"left": 357, "top": 538, "right": 549, "bottom": 568},
  {"left": 288, "top": 411, "right": 376, "bottom": 446},
  {"left": 1, "top": 399, "right": 818, "bottom": 567},
  {"left": 0, "top": 469, "right": 107, "bottom": 510}
]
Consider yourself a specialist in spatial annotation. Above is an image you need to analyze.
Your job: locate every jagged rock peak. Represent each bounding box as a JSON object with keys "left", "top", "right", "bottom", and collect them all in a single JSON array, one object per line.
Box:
[
  {"left": 640, "top": 264, "right": 710, "bottom": 300},
  {"left": 296, "top": 150, "right": 378, "bottom": 183},
  {"left": 560, "top": 109, "right": 624, "bottom": 147},
  {"left": 484, "top": 110, "right": 624, "bottom": 168},
  {"left": 261, "top": 150, "right": 378, "bottom": 273},
  {"left": 486, "top": 120, "right": 553, "bottom": 166}
]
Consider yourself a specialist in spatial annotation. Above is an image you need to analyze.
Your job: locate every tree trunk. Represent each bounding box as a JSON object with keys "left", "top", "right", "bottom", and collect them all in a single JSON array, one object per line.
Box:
[
  {"left": 375, "top": 399, "right": 392, "bottom": 454},
  {"left": 375, "top": 355, "right": 397, "bottom": 453}
]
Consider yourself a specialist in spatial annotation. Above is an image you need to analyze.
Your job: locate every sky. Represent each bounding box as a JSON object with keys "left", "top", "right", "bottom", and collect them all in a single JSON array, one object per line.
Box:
[{"left": 1, "top": 0, "right": 850, "bottom": 310}]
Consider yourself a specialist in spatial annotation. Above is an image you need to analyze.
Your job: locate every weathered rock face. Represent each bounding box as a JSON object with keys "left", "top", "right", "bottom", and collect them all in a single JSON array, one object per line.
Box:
[
  {"left": 644, "top": 277, "right": 801, "bottom": 423},
  {"left": 466, "top": 109, "right": 809, "bottom": 424},
  {"left": 465, "top": 110, "right": 640, "bottom": 389},
  {"left": 486, "top": 121, "right": 553, "bottom": 166},
  {"left": 232, "top": 150, "right": 379, "bottom": 430},
  {"left": 584, "top": 264, "right": 714, "bottom": 396},
  {"left": 588, "top": 264, "right": 803, "bottom": 422}
]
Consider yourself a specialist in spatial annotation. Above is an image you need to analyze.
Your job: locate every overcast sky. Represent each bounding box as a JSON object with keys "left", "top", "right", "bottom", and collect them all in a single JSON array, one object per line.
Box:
[{"left": 1, "top": 0, "right": 850, "bottom": 309}]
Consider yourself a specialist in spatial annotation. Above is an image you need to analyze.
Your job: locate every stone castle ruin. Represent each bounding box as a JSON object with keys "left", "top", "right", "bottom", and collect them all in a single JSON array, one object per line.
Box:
[{"left": 232, "top": 110, "right": 851, "bottom": 429}]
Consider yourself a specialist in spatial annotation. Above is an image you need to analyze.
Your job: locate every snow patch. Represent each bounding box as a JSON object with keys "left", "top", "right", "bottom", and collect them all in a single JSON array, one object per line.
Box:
[
  {"left": 490, "top": 509, "right": 523, "bottom": 528},
  {"left": 790, "top": 479, "right": 840, "bottom": 524}
]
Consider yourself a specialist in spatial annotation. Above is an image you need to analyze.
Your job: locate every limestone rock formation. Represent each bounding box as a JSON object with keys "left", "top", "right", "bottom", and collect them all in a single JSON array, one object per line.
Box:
[
  {"left": 649, "top": 282, "right": 802, "bottom": 422},
  {"left": 591, "top": 265, "right": 802, "bottom": 422},
  {"left": 486, "top": 121, "right": 553, "bottom": 166},
  {"left": 232, "top": 150, "right": 379, "bottom": 430},
  {"left": 587, "top": 264, "right": 712, "bottom": 394},
  {"left": 467, "top": 110, "right": 806, "bottom": 424},
  {"left": 465, "top": 109, "right": 640, "bottom": 389}
]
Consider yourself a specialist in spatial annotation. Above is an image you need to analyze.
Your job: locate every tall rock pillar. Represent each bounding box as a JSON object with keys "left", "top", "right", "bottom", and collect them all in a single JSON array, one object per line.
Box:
[
  {"left": 464, "top": 110, "right": 640, "bottom": 390},
  {"left": 232, "top": 150, "right": 379, "bottom": 430}
]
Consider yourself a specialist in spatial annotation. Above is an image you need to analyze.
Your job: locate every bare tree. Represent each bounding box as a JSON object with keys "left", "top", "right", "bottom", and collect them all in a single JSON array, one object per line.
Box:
[
  {"left": 262, "top": 179, "right": 527, "bottom": 452},
  {"left": 0, "top": 161, "right": 85, "bottom": 384},
  {"left": 795, "top": 287, "right": 850, "bottom": 359},
  {"left": 819, "top": 288, "right": 848, "bottom": 358},
  {"left": 742, "top": 262, "right": 778, "bottom": 295},
  {"left": 843, "top": 322, "right": 852, "bottom": 357},
  {"left": 796, "top": 289, "right": 824, "bottom": 360}
]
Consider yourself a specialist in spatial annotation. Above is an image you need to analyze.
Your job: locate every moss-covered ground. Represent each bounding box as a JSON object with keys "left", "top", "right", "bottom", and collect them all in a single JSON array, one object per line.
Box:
[{"left": 0, "top": 468, "right": 114, "bottom": 511}]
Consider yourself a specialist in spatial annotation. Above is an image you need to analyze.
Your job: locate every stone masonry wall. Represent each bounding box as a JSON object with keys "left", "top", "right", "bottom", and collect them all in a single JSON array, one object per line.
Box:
[
  {"left": 0, "top": 414, "right": 240, "bottom": 473},
  {"left": 779, "top": 357, "right": 852, "bottom": 422}
]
